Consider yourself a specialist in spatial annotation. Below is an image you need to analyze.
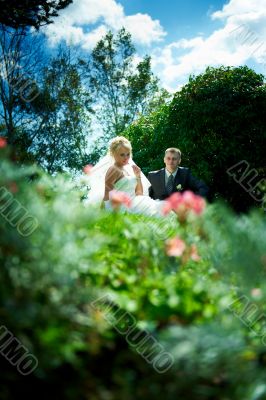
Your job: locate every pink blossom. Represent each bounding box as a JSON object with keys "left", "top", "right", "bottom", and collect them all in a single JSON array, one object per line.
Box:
[
  {"left": 0, "top": 137, "right": 7, "bottom": 148},
  {"left": 83, "top": 164, "right": 93, "bottom": 175},
  {"left": 162, "top": 192, "right": 183, "bottom": 215},
  {"left": 165, "top": 236, "right": 186, "bottom": 257},
  {"left": 8, "top": 182, "right": 18, "bottom": 193},
  {"left": 183, "top": 191, "right": 206, "bottom": 215},
  {"left": 163, "top": 190, "right": 206, "bottom": 219},
  {"left": 109, "top": 190, "right": 132, "bottom": 209},
  {"left": 190, "top": 244, "right": 201, "bottom": 261},
  {"left": 251, "top": 288, "right": 262, "bottom": 298}
]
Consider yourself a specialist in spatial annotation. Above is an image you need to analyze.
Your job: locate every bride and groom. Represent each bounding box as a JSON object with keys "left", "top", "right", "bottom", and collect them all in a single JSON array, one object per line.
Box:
[{"left": 87, "top": 136, "right": 208, "bottom": 216}]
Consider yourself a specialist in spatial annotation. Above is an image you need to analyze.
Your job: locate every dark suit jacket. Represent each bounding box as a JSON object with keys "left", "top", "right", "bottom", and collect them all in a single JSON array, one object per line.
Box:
[{"left": 148, "top": 167, "right": 209, "bottom": 200}]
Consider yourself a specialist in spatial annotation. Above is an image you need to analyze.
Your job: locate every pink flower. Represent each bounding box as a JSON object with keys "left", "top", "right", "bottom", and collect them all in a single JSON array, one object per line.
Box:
[
  {"left": 0, "top": 137, "right": 7, "bottom": 148},
  {"left": 162, "top": 192, "right": 183, "bottom": 215},
  {"left": 165, "top": 236, "right": 186, "bottom": 257},
  {"left": 163, "top": 191, "right": 206, "bottom": 220},
  {"left": 8, "top": 182, "right": 18, "bottom": 193},
  {"left": 183, "top": 191, "right": 206, "bottom": 215},
  {"left": 109, "top": 190, "right": 132, "bottom": 209},
  {"left": 251, "top": 288, "right": 262, "bottom": 298},
  {"left": 83, "top": 164, "right": 93, "bottom": 175},
  {"left": 190, "top": 244, "right": 201, "bottom": 261}
]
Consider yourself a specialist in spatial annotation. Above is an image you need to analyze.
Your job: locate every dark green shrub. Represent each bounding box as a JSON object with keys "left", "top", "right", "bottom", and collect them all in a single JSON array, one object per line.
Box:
[{"left": 126, "top": 66, "right": 266, "bottom": 212}]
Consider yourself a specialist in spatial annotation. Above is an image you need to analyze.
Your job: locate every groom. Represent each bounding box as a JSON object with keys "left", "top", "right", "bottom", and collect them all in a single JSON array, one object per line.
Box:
[{"left": 148, "top": 148, "right": 209, "bottom": 200}]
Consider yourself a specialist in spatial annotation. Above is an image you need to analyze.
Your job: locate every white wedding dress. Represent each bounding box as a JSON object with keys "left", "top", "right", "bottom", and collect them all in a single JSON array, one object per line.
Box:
[
  {"left": 83, "top": 154, "right": 167, "bottom": 217},
  {"left": 104, "top": 174, "right": 165, "bottom": 217}
]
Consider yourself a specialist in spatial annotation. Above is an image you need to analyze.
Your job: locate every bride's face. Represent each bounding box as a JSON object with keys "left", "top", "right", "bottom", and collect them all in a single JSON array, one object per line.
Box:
[{"left": 114, "top": 146, "right": 131, "bottom": 167}]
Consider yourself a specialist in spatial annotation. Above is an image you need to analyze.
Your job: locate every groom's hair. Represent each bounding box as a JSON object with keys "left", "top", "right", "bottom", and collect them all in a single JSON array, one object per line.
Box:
[{"left": 165, "top": 148, "right": 181, "bottom": 159}]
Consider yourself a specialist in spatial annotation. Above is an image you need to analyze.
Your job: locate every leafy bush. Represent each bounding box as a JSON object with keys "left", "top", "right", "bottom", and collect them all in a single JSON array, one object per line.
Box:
[
  {"left": 126, "top": 66, "right": 266, "bottom": 212},
  {"left": 0, "top": 147, "right": 266, "bottom": 399}
]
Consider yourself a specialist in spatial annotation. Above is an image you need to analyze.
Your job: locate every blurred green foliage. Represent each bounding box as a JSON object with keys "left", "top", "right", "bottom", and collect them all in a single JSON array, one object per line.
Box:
[{"left": 0, "top": 147, "right": 266, "bottom": 400}]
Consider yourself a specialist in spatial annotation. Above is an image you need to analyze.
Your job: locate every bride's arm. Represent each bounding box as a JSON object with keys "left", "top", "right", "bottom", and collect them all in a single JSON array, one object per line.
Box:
[
  {"left": 132, "top": 165, "right": 143, "bottom": 196},
  {"left": 135, "top": 177, "right": 143, "bottom": 196},
  {"left": 103, "top": 166, "right": 122, "bottom": 201}
]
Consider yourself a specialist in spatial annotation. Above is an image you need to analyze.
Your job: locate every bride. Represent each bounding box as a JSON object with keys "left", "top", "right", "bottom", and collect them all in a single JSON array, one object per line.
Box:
[{"left": 86, "top": 136, "right": 165, "bottom": 217}]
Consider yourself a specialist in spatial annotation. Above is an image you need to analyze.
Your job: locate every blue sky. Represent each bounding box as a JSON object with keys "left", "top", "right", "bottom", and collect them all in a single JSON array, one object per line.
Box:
[
  {"left": 42, "top": 0, "right": 266, "bottom": 91},
  {"left": 119, "top": 0, "right": 225, "bottom": 40}
]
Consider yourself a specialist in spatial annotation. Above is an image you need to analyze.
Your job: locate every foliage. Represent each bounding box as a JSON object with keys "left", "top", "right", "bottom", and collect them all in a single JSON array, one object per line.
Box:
[
  {"left": 0, "top": 26, "right": 168, "bottom": 171},
  {"left": 0, "top": 146, "right": 266, "bottom": 399},
  {"left": 0, "top": 26, "right": 43, "bottom": 158},
  {"left": 83, "top": 27, "right": 169, "bottom": 158},
  {"left": 0, "top": 0, "right": 73, "bottom": 29},
  {"left": 125, "top": 66, "right": 266, "bottom": 212},
  {"left": 0, "top": 34, "right": 93, "bottom": 173},
  {"left": 125, "top": 103, "right": 171, "bottom": 175},
  {"left": 28, "top": 48, "right": 93, "bottom": 173}
]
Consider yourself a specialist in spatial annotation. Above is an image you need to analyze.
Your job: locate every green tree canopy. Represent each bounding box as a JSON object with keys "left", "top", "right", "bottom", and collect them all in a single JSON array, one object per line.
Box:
[
  {"left": 0, "top": 25, "right": 92, "bottom": 173},
  {"left": 83, "top": 27, "right": 169, "bottom": 159},
  {"left": 126, "top": 66, "right": 266, "bottom": 212},
  {"left": 0, "top": 25, "right": 44, "bottom": 163},
  {"left": 29, "top": 49, "right": 93, "bottom": 173},
  {"left": 0, "top": 0, "right": 72, "bottom": 29}
]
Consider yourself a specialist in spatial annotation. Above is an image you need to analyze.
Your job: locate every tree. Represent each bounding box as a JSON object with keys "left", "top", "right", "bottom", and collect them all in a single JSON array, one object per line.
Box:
[
  {"left": 0, "top": 26, "right": 93, "bottom": 173},
  {"left": 125, "top": 66, "right": 266, "bottom": 212},
  {"left": 84, "top": 28, "right": 168, "bottom": 157},
  {"left": 0, "top": 26, "right": 44, "bottom": 161},
  {"left": 0, "top": 0, "right": 72, "bottom": 29},
  {"left": 28, "top": 48, "right": 93, "bottom": 173}
]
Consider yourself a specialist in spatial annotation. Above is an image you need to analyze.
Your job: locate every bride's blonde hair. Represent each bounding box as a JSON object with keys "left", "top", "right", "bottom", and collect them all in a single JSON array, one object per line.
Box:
[{"left": 108, "top": 136, "right": 132, "bottom": 157}]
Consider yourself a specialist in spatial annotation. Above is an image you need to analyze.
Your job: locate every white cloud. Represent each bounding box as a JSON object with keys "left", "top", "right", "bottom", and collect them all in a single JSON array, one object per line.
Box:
[
  {"left": 43, "top": 0, "right": 266, "bottom": 91},
  {"left": 211, "top": 0, "right": 266, "bottom": 21},
  {"left": 123, "top": 14, "right": 166, "bottom": 46},
  {"left": 81, "top": 25, "right": 108, "bottom": 49},
  {"left": 43, "top": 0, "right": 165, "bottom": 49},
  {"left": 152, "top": 0, "right": 266, "bottom": 91},
  {"left": 171, "top": 37, "right": 204, "bottom": 50}
]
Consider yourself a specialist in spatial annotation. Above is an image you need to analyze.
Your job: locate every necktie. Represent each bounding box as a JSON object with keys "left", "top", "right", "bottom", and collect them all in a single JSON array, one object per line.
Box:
[{"left": 166, "top": 174, "right": 174, "bottom": 194}]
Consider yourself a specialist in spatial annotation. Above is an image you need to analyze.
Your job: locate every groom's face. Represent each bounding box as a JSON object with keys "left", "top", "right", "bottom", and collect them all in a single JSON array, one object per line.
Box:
[{"left": 164, "top": 151, "right": 180, "bottom": 172}]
